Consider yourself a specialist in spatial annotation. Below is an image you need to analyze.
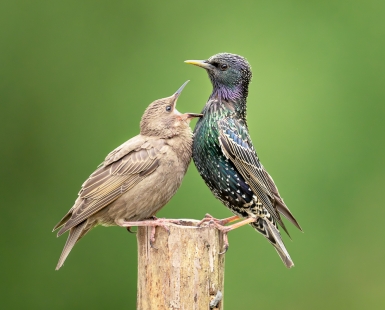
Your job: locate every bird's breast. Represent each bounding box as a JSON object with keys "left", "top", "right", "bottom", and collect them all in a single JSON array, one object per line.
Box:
[{"left": 193, "top": 116, "right": 254, "bottom": 216}]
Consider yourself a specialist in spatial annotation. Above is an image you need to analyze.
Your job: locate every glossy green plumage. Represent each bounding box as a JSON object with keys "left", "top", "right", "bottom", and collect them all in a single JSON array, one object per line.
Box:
[{"left": 190, "top": 53, "right": 301, "bottom": 268}]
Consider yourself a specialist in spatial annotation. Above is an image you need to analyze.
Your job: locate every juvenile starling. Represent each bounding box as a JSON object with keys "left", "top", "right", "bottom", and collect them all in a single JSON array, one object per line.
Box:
[
  {"left": 53, "top": 81, "right": 202, "bottom": 270},
  {"left": 185, "top": 53, "right": 302, "bottom": 268}
]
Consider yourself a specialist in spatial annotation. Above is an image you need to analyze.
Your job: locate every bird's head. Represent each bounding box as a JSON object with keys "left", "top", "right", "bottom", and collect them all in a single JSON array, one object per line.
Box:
[
  {"left": 185, "top": 53, "right": 252, "bottom": 101},
  {"left": 140, "top": 81, "right": 202, "bottom": 138}
]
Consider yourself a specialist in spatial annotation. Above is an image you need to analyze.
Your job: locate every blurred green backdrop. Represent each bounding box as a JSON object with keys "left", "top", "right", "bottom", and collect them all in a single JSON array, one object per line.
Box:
[{"left": 1, "top": 0, "right": 385, "bottom": 309}]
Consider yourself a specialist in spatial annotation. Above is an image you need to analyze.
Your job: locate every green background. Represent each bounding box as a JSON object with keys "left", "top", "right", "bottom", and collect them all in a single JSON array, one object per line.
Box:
[{"left": 1, "top": 0, "right": 384, "bottom": 309}]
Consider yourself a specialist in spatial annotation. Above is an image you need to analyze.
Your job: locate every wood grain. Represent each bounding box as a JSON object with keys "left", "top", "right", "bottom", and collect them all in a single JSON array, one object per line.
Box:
[{"left": 137, "top": 220, "right": 225, "bottom": 310}]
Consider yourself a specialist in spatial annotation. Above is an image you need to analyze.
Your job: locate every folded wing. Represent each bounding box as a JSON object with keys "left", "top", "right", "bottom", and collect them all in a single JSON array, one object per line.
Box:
[
  {"left": 54, "top": 137, "right": 165, "bottom": 236},
  {"left": 217, "top": 117, "right": 301, "bottom": 235}
]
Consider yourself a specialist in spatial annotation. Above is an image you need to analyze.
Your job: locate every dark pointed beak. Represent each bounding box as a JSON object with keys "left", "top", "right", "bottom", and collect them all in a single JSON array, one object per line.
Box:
[
  {"left": 179, "top": 112, "right": 203, "bottom": 123},
  {"left": 170, "top": 81, "right": 203, "bottom": 121},
  {"left": 185, "top": 113, "right": 203, "bottom": 119},
  {"left": 184, "top": 60, "right": 215, "bottom": 70},
  {"left": 173, "top": 80, "right": 189, "bottom": 99}
]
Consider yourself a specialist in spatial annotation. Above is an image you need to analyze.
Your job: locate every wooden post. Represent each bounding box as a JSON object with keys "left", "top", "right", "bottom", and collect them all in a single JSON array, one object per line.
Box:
[{"left": 136, "top": 219, "right": 225, "bottom": 310}]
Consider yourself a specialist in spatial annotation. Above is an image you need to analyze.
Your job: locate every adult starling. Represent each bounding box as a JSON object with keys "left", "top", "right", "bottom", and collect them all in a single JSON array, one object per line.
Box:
[
  {"left": 185, "top": 53, "right": 302, "bottom": 268},
  {"left": 53, "top": 81, "right": 202, "bottom": 270}
]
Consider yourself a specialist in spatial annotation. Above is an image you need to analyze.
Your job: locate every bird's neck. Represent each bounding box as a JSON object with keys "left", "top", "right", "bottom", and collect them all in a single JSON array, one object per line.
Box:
[
  {"left": 209, "top": 84, "right": 248, "bottom": 119},
  {"left": 167, "top": 130, "right": 193, "bottom": 166},
  {"left": 210, "top": 83, "right": 248, "bottom": 102}
]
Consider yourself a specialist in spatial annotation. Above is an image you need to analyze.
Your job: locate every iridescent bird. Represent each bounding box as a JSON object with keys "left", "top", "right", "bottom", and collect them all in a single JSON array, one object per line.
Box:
[
  {"left": 185, "top": 53, "right": 302, "bottom": 268},
  {"left": 53, "top": 81, "right": 202, "bottom": 270}
]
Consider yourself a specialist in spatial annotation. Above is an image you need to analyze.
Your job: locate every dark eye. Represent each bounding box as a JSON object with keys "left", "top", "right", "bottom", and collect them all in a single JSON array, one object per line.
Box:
[
  {"left": 166, "top": 105, "right": 172, "bottom": 112},
  {"left": 220, "top": 64, "right": 228, "bottom": 71}
]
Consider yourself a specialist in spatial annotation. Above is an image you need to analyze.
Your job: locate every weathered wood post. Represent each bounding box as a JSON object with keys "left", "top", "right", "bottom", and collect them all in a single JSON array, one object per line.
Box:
[{"left": 136, "top": 219, "right": 225, "bottom": 310}]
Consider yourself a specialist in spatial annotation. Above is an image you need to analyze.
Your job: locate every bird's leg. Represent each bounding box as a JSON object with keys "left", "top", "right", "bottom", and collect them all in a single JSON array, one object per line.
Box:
[
  {"left": 117, "top": 218, "right": 180, "bottom": 228},
  {"left": 116, "top": 218, "right": 180, "bottom": 248},
  {"left": 212, "top": 217, "right": 257, "bottom": 254},
  {"left": 198, "top": 213, "right": 240, "bottom": 227}
]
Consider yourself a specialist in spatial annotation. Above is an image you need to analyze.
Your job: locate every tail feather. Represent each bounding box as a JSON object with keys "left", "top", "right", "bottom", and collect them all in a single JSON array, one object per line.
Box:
[
  {"left": 264, "top": 219, "right": 294, "bottom": 268},
  {"left": 275, "top": 199, "right": 302, "bottom": 232},
  {"left": 252, "top": 218, "right": 294, "bottom": 268},
  {"left": 52, "top": 210, "right": 73, "bottom": 232},
  {"left": 55, "top": 220, "right": 87, "bottom": 270}
]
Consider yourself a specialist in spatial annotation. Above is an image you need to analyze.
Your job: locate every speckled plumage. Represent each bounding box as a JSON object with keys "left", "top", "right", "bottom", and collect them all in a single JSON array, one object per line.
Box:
[
  {"left": 53, "top": 81, "right": 201, "bottom": 270},
  {"left": 186, "top": 53, "right": 302, "bottom": 268}
]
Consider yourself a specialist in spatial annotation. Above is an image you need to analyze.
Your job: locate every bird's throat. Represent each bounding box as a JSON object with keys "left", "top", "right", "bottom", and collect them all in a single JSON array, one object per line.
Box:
[{"left": 210, "top": 83, "right": 248, "bottom": 102}]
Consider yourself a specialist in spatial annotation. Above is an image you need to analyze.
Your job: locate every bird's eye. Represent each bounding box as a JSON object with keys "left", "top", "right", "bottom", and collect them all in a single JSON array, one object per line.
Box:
[
  {"left": 166, "top": 105, "right": 172, "bottom": 112},
  {"left": 220, "top": 64, "right": 228, "bottom": 71}
]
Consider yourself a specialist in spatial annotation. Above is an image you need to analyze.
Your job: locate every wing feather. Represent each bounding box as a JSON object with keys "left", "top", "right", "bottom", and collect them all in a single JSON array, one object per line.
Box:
[
  {"left": 217, "top": 118, "right": 291, "bottom": 234},
  {"left": 262, "top": 168, "right": 302, "bottom": 231},
  {"left": 55, "top": 137, "right": 164, "bottom": 236}
]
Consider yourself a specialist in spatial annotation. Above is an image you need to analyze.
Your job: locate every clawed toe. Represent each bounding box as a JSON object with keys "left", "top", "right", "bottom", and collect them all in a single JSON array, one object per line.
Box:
[
  {"left": 198, "top": 214, "right": 240, "bottom": 227},
  {"left": 197, "top": 215, "right": 257, "bottom": 254},
  {"left": 117, "top": 218, "right": 174, "bottom": 249},
  {"left": 149, "top": 226, "right": 158, "bottom": 249},
  {"left": 126, "top": 227, "right": 137, "bottom": 234},
  {"left": 149, "top": 240, "right": 158, "bottom": 249},
  {"left": 219, "top": 243, "right": 229, "bottom": 255}
]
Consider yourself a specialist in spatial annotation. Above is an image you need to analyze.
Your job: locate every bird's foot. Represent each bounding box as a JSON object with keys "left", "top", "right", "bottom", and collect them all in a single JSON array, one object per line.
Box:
[
  {"left": 117, "top": 218, "right": 180, "bottom": 249},
  {"left": 198, "top": 213, "right": 240, "bottom": 227},
  {"left": 148, "top": 225, "right": 159, "bottom": 249},
  {"left": 207, "top": 217, "right": 257, "bottom": 254},
  {"left": 147, "top": 218, "right": 172, "bottom": 249},
  {"left": 117, "top": 217, "right": 179, "bottom": 228}
]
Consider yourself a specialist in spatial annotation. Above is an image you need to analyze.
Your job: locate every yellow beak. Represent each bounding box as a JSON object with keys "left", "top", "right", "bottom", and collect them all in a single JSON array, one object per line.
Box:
[{"left": 184, "top": 60, "right": 214, "bottom": 70}]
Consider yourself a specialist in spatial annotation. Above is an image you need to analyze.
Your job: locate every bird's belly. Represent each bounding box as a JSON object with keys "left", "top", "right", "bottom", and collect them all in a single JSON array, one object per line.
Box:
[
  {"left": 104, "top": 160, "right": 186, "bottom": 223},
  {"left": 193, "top": 130, "right": 254, "bottom": 218}
]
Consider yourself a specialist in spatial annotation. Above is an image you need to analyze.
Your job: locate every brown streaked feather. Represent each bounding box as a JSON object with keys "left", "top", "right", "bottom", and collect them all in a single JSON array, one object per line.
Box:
[
  {"left": 56, "top": 220, "right": 87, "bottom": 270},
  {"left": 103, "top": 135, "right": 150, "bottom": 167},
  {"left": 52, "top": 209, "right": 74, "bottom": 231},
  {"left": 81, "top": 150, "right": 156, "bottom": 199},
  {"left": 56, "top": 138, "right": 164, "bottom": 236}
]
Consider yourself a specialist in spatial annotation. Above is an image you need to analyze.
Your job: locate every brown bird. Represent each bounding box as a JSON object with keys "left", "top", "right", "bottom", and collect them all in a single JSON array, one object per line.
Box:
[{"left": 53, "top": 81, "right": 202, "bottom": 270}]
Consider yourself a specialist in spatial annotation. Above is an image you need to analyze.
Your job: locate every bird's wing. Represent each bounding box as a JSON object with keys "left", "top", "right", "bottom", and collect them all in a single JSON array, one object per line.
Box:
[
  {"left": 102, "top": 135, "right": 147, "bottom": 167},
  {"left": 261, "top": 167, "right": 302, "bottom": 231},
  {"left": 56, "top": 137, "right": 166, "bottom": 236},
  {"left": 217, "top": 117, "right": 290, "bottom": 234}
]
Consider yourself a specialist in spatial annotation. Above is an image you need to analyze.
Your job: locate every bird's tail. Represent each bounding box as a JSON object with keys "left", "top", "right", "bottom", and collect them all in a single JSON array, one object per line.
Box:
[
  {"left": 55, "top": 220, "right": 88, "bottom": 270},
  {"left": 252, "top": 218, "right": 294, "bottom": 268}
]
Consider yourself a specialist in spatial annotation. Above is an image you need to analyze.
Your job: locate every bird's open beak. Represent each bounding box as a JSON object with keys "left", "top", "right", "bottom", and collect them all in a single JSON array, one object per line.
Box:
[
  {"left": 179, "top": 112, "right": 203, "bottom": 122},
  {"left": 171, "top": 80, "right": 189, "bottom": 111},
  {"left": 171, "top": 81, "right": 203, "bottom": 121},
  {"left": 185, "top": 113, "right": 203, "bottom": 119},
  {"left": 173, "top": 80, "right": 189, "bottom": 99},
  {"left": 184, "top": 60, "right": 215, "bottom": 70}
]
